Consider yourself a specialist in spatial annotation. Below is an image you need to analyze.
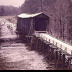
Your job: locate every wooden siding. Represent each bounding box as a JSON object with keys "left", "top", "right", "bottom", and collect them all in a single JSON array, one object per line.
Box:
[{"left": 17, "top": 13, "right": 49, "bottom": 36}]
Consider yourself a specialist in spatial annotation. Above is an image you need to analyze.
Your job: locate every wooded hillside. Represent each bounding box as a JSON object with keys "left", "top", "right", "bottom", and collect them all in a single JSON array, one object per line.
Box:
[
  {"left": 21, "top": 0, "right": 72, "bottom": 16},
  {"left": 0, "top": 5, "right": 21, "bottom": 16},
  {"left": 20, "top": 0, "right": 72, "bottom": 44}
]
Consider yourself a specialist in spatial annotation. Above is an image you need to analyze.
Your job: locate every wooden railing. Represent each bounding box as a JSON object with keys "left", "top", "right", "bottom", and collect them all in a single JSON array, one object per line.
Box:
[{"left": 34, "top": 32, "right": 72, "bottom": 55}]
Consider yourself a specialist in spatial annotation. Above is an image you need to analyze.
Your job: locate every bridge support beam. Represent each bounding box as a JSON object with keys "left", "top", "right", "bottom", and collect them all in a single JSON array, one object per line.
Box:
[{"left": 30, "top": 35, "right": 72, "bottom": 70}]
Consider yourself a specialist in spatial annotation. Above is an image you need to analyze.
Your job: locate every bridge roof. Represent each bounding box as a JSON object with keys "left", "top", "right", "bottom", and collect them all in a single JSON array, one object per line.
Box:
[{"left": 18, "top": 12, "right": 48, "bottom": 18}]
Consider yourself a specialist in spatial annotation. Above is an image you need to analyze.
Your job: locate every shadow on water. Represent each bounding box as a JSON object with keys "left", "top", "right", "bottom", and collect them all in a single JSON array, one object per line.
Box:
[
  {"left": 0, "top": 39, "right": 5, "bottom": 43},
  {"left": 0, "top": 58, "right": 31, "bottom": 70}
]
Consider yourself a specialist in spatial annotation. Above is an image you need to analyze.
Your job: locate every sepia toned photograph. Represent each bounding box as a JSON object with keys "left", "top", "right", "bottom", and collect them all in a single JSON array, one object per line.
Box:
[{"left": 0, "top": 0, "right": 72, "bottom": 70}]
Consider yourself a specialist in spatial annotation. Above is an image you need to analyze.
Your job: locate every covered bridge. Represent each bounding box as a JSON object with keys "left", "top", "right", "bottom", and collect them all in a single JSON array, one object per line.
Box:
[{"left": 17, "top": 12, "right": 49, "bottom": 36}]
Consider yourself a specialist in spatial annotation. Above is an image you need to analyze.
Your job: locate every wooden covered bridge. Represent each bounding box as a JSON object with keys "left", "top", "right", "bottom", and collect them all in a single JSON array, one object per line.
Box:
[
  {"left": 17, "top": 12, "right": 49, "bottom": 36},
  {"left": 17, "top": 12, "right": 72, "bottom": 70}
]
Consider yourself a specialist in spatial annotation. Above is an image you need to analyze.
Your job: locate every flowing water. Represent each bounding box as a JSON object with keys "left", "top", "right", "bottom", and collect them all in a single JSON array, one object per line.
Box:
[{"left": 0, "top": 18, "right": 54, "bottom": 70}]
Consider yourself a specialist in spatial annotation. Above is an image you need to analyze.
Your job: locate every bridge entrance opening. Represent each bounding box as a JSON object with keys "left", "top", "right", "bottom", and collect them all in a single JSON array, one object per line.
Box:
[{"left": 34, "top": 18, "right": 47, "bottom": 33}]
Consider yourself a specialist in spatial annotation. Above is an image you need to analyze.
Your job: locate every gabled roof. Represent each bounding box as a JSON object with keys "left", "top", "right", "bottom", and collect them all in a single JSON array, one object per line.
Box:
[{"left": 18, "top": 12, "right": 48, "bottom": 18}]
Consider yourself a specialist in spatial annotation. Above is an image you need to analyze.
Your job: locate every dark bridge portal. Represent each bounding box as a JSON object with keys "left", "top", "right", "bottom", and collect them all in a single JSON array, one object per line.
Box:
[{"left": 35, "top": 18, "right": 47, "bottom": 32}]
